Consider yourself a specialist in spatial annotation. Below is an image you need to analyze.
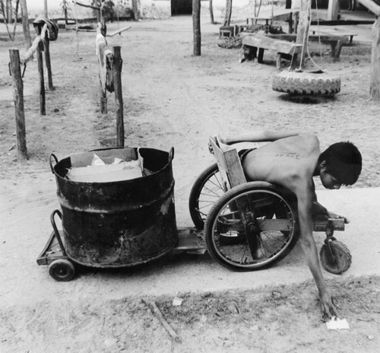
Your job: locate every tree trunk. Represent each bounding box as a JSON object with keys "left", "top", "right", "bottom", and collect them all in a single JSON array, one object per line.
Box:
[
  {"left": 370, "top": 18, "right": 380, "bottom": 99},
  {"left": 132, "top": 0, "right": 140, "bottom": 20},
  {"left": 296, "top": 0, "right": 311, "bottom": 68},
  {"left": 20, "top": 0, "right": 31, "bottom": 49},
  {"left": 1, "top": 0, "right": 19, "bottom": 40},
  {"left": 223, "top": 0, "right": 233, "bottom": 27},
  {"left": 357, "top": 1, "right": 380, "bottom": 100},
  {"left": 6, "top": 0, "right": 12, "bottom": 24},
  {"left": 209, "top": 0, "right": 215, "bottom": 24},
  {"left": 193, "top": 0, "right": 201, "bottom": 56}
]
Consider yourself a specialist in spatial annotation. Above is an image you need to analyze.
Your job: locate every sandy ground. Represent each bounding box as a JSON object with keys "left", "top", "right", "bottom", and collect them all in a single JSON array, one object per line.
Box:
[{"left": 1, "top": 12, "right": 380, "bottom": 353}]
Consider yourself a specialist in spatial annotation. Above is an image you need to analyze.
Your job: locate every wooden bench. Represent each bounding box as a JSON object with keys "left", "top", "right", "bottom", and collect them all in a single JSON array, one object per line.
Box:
[
  {"left": 241, "top": 33, "right": 303, "bottom": 69},
  {"left": 266, "top": 33, "right": 357, "bottom": 59}
]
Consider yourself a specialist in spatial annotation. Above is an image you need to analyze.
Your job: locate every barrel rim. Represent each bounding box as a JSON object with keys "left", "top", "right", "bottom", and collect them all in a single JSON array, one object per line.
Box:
[{"left": 52, "top": 146, "right": 174, "bottom": 185}]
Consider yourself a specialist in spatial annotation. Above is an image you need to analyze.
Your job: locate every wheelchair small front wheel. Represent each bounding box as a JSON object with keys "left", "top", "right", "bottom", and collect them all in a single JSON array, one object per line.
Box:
[
  {"left": 189, "top": 163, "right": 227, "bottom": 229},
  {"left": 320, "top": 240, "right": 352, "bottom": 274},
  {"left": 205, "top": 183, "right": 299, "bottom": 271}
]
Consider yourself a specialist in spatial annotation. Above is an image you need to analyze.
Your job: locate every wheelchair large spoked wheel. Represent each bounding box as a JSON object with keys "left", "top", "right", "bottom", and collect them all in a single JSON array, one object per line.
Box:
[
  {"left": 189, "top": 163, "right": 227, "bottom": 229},
  {"left": 205, "top": 183, "right": 299, "bottom": 271}
]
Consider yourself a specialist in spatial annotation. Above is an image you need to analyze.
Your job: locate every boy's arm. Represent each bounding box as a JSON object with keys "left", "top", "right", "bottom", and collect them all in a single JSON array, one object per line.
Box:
[
  {"left": 312, "top": 191, "right": 349, "bottom": 223},
  {"left": 220, "top": 130, "right": 300, "bottom": 145},
  {"left": 312, "top": 200, "right": 329, "bottom": 218},
  {"left": 296, "top": 182, "right": 337, "bottom": 320}
]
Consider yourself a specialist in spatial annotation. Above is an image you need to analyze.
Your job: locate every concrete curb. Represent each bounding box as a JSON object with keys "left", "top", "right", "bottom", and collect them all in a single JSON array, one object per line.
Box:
[{"left": 1, "top": 177, "right": 379, "bottom": 306}]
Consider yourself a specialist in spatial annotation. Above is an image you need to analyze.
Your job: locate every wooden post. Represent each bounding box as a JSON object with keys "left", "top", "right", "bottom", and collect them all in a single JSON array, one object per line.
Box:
[
  {"left": 132, "top": 0, "right": 140, "bottom": 20},
  {"left": 296, "top": 0, "right": 311, "bottom": 68},
  {"left": 43, "top": 39, "right": 54, "bottom": 90},
  {"left": 64, "top": 1, "right": 69, "bottom": 25},
  {"left": 20, "top": 0, "right": 32, "bottom": 49},
  {"left": 36, "top": 42, "right": 46, "bottom": 115},
  {"left": 327, "top": 0, "right": 340, "bottom": 21},
  {"left": 113, "top": 46, "right": 124, "bottom": 147},
  {"left": 99, "top": 81, "right": 107, "bottom": 114},
  {"left": 44, "top": 0, "right": 48, "bottom": 18},
  {"left": 9, "top": 49, "right": 27, "bottom": 160},
  {"left": 209, "top": 0, "right": 215, "bottom": 24},
  {"left": 193, "top": 0, "right": 201, "bottom": 56},
  {"left": 358, "top": 0, "right": 380, "bottom": 100},
  {"left": 223, "top": 0, "right": 233, "bottom": 27},
  {"left": 96, "top": 22, "right": 108, "bottom": 113},
  {"left": 370, "top": 18, "right": 380, "bottom": 99}
]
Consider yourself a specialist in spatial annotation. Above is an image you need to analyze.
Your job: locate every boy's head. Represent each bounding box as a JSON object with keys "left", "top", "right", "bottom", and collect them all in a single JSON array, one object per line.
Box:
[{"left": 319, "top": 142, "right": 362, "bottom": 189}]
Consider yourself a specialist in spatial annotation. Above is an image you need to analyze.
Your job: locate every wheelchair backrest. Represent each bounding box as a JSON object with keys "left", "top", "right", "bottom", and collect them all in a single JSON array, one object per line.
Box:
[{"left": 209, "top": 136, "right": 247, "bottom": 189}]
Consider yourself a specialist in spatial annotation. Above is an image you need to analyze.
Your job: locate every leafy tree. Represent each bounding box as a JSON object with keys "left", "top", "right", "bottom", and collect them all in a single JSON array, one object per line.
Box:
[{"left": 0, "top": 0, "right": 19, "bottom": 40}]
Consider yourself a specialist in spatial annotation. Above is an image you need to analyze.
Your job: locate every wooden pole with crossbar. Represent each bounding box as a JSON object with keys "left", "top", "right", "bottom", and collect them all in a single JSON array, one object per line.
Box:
[
  {"left": 113, "top": 46, "right": 124, "bottom": 147},
  {"left": 9, "top": 49, "right": 27, "bottom": 160}
]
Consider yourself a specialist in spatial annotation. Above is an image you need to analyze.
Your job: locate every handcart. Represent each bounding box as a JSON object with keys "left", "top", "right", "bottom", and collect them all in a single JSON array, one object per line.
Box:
[{"left": 37, "top": 140, "right": 352, "bottom": 281}]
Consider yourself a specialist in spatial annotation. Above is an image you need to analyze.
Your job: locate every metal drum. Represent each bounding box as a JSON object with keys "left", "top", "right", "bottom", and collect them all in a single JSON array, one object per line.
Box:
[{"left": 50, "top": 147, "right": 178, "bottom": 268}]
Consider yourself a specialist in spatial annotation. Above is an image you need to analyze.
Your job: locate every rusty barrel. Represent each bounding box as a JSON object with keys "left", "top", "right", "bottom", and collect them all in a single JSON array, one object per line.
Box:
[{"left": 51, "top": 147, "right": 178, "bottom": 268}]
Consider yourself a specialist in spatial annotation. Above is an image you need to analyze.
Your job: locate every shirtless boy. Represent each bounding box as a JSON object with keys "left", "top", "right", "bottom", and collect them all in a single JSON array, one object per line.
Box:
[{"left": 219, "top": 130, "right": 362, "bottom": 319}]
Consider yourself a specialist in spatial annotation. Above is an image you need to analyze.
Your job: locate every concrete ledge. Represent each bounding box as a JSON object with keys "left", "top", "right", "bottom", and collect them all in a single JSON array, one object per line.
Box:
[{"left": 1, "top": 176, "right": 379, "bottom": 306}]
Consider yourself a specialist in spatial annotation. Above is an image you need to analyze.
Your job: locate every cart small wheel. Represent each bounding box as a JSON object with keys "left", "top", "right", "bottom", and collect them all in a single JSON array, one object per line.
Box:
[
  {"left": 48, "top": 259, "right": 76, "bottom": 281},
  {"left": 320, "top": 240, "right": 352, "bottom": 275}
]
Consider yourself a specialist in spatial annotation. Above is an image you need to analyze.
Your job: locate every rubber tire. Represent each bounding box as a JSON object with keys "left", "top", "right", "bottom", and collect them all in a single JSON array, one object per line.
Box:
[
  {"left": 48, "top": 259, "right": 76, "bottom": 281},
  {"left": 205, "top": 182, "right": 299, "bottom": 271},
  {"left": 272, "top": 70, "right": 341, "bottom": 96},
  {"left": 320, "top": 240, "right": 352, "bottom": 275},
  {"left": 189, "top": 163, "right": 224, "bottom": 229}
]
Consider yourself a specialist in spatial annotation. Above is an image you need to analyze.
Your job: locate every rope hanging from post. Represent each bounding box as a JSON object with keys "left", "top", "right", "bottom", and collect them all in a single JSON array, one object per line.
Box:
[{"left": 21, "top": 23, "right": 48, "bottom": 65}]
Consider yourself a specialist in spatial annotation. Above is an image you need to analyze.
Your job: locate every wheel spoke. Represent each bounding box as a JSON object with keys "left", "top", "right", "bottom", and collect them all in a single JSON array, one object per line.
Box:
[
  {"left": 202, "top": 184, "right": 224, "bottom": 196},
  {"left": 199, "top": 191, "right": 222, "bottom": 198},
  {"left": 209, "top": 174, "right": 225, "bottom": 191}
]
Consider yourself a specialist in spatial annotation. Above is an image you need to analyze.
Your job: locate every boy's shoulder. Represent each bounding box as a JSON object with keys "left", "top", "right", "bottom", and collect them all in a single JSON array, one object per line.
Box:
[
  {"left": 265, "top": 134, "right": 319, "bottom": 153},
  {"left": 292, "top": 133, "right": 319, "bottom": 144}
]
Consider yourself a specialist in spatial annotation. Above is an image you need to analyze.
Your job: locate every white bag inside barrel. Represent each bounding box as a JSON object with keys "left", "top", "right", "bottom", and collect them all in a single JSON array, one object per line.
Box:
[{"left": 67, "top": 152, "right": 143, "bottom": 182}]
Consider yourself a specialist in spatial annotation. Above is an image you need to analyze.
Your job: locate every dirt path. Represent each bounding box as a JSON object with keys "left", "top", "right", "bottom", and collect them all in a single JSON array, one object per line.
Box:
[
  {"left": 1, "top": 277, "right": 379, "bottom": 353},
  {"left": 1, "top": 14, "right": 380, "bottom": 353}
]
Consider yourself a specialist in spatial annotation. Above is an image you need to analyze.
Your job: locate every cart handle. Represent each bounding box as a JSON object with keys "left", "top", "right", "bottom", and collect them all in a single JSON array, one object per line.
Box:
[
  {"left": 49, "top": 153, "right": 59, "bottom": 174},
  {"left": 50, "top": 209, "right": 67, "bottom": 256}
]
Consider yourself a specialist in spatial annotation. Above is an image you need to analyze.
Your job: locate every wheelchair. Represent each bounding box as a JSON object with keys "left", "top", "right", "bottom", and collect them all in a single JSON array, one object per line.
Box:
[{"left": 188, "top": 137, "right": 351, "bottom": 274}]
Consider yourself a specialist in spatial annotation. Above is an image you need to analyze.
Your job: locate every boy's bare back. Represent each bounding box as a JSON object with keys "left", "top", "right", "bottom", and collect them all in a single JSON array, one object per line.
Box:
[{"left": 242, "top": 134, "right": 320, "bottom": 194}]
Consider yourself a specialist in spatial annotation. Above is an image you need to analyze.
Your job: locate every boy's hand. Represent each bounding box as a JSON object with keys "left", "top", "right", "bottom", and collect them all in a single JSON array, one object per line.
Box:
[
  {"left": 208, "top": 140, "right": 214, "bottom": 154},
  {"left": 328, "top": 211, "right": 349, "bottom": 224},
  {"left": 320, "top": 292, "right": 338, "bottom": 322}
]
